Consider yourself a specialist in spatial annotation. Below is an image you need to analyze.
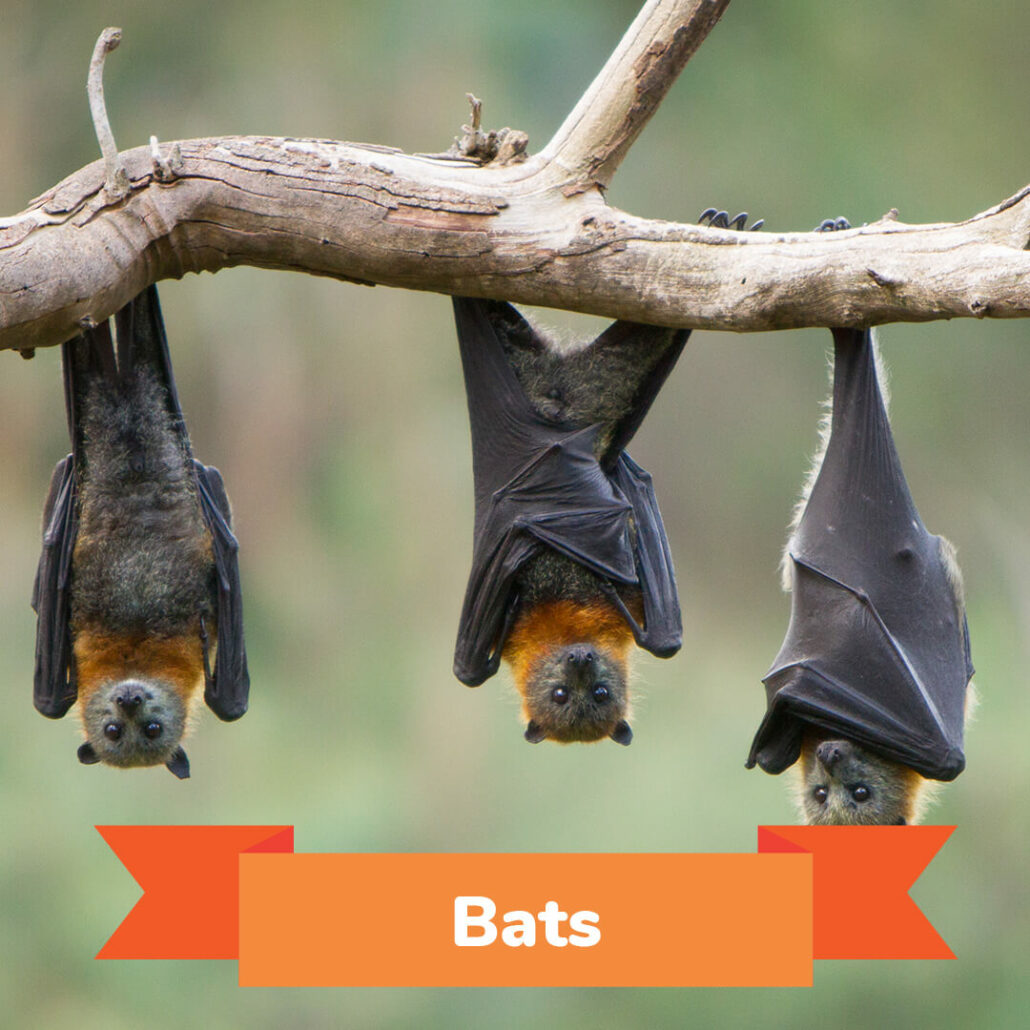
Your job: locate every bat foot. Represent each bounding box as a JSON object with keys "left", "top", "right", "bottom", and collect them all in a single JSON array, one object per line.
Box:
[
  {"left": 698, "top": 208, "right": 764, "bottom": 231},
  {"left": 814, "top": 216, "right": 852, "bottom": 232}
]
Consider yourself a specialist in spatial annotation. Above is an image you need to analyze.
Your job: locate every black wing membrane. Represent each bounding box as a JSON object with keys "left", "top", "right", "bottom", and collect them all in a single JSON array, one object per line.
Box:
[
  {"left": 748, "top": 328, "right": 973, "bottom": 781},
  {"left": 194, "top": 461, "right": 249, "bottom": 719},
  {"left": 32, "top": 454, "right": 78, "bottom": 717},
  {"left": 31, "top": 285, "right": 249, "bottom": 720},
  {"left": 452, "top": 297, "right": 687, "bottom": 687},
  {"left": 32, "top": 317, "right": 118, "bottom": 717}
]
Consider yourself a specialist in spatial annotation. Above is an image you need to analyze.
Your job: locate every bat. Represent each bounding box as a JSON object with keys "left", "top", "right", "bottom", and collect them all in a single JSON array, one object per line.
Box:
[
  {"left": 32, "top": 285, "right": 249, "bottom": 778},
  {"left": 747, "top": 326, "right": 974, "bottom": 823},
  {"left": 451, "top": 296, "right": 688, "bottom": 745}
]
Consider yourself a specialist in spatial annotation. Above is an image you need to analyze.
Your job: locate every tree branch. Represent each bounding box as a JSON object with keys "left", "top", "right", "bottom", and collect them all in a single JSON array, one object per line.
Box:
[
  {"left": 541, "top": 0, "right": 731, "bottom": 193},
  {"left": 1, "top": 0, "right": 1029, "bottom": 353}
]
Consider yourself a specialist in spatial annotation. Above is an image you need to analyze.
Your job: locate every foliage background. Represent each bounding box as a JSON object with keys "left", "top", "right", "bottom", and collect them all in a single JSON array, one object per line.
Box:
[{"left": 1, "top": 0, "right": 1027, "bottom": 1025}]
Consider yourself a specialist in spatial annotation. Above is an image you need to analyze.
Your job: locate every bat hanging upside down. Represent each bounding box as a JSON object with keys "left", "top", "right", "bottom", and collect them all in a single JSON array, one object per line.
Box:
[
  {"left": 32, "top": 285, "right": 249, "bottom": 778},
  {"left": 451, "top": 296, "right": 689, "bottom": 746},
  {"left": 747, "top": 313, "right": 974, "bottom": 825}
]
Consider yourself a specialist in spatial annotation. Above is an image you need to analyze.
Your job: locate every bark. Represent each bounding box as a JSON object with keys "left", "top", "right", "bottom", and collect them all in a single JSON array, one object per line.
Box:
[{"left": 1, "top": 0, "right": 1028, "bottom": 353}]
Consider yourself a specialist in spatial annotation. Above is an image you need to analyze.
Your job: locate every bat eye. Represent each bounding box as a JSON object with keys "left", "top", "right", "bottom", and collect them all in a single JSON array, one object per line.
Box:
[
  {"left": 592, "top": 685, "right": 609, "bottom": 703},
  {"left": 104, "top": 722, "right": 123, "bottom": 742},
  {"left": 852, "top": 784, "right": 871, "bottom": 802},
  {"left": 813, "top": 786, "right": 828, "bottom": 804},
  {"left": 144, "top": 722, "right": 163, "bottom": 740},
  {"left": 551, "top": 687, "right": 569, "bottom": 705}
]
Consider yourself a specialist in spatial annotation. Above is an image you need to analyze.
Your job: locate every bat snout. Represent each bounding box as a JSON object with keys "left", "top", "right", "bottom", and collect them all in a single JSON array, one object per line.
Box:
[
  {"left": 564, "top": 645, "right": 596, "bottom": 669},
  {"left": 816, "top": 740, "right": 851, "bottom": 771}
]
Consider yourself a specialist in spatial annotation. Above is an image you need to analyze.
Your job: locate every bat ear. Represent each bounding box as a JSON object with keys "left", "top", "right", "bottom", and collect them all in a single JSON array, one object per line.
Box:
[
  {"left": 524, "top": 721, "right": 547, "bottom": 744},
  {"left": 609, "top": 720, "right": 633, "bottom": 746},
  {"left": 77, "top": 742, "right": 100, "bottom": 765},
  {"left": 165, "top": 747, "right": 191, "bottom": 779}
]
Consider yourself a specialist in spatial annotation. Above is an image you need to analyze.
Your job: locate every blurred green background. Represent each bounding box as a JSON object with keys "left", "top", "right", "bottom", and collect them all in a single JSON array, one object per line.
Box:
[{"left": 1, "top": 0, "right": 1027, "bottom": 1025}]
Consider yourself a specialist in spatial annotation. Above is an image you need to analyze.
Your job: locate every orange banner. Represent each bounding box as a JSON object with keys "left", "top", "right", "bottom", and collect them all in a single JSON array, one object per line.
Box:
[{"left": 96, "top": 825, "right": 955, "bottom": 986}]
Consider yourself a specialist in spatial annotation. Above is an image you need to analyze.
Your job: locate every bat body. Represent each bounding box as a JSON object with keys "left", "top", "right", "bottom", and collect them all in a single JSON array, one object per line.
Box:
[
  {"left": 748, "top": 327, "right": 974, "bottom": 823},
  {"left": 452, "top": 297, "right": 687, "bottom": 745},
  {"left": 33, "top": 286, "right": 248, "bottom": 777}
]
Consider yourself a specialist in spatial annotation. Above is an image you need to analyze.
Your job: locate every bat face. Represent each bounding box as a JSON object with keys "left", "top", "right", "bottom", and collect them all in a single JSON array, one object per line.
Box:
[
  {"left": 796, "top": 733, "right": 924, "bottom": 825},
  {"left": 521, "top": 642, "right": 631, "bottom": 744},
  {"left": 504, "top": 598, "right": 634, "bottom": 745},
  {"left": 79, "top": 677, "right": 189, "bottom": 771}
]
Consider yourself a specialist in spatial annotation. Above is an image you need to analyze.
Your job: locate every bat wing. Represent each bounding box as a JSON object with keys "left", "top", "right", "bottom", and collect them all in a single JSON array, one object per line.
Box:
[
  {"left": 31, "top": 320, "right": 114, "bottom": 718},
  {"left": 31, "top": 455, "right": 78, "bottom": 717},
  {"left": 453, "top": 432, "right": 640, "bottom": 685},
  {"left": 193, "top": 461, "right": 250, "bottom": 720},
  {"left": 608, "top": 453, "right": 682, "bottom": 657},
  {"left": 598, "top": 322, "right": 690, "bottom": 463},
  {"left": 748, "top": 329, "right": 972, "bottom": 780},
  {"left": 452, "top": 297, "right": 683, "bottom": 684}
]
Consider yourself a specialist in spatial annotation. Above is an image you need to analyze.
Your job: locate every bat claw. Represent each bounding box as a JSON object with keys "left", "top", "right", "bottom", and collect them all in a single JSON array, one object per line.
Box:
[
  {"left": 699, "top": 207, "right": 765, "bottom": 231},
  {"left": 815, "top": 216, "right": 852, "bottom": 232}
]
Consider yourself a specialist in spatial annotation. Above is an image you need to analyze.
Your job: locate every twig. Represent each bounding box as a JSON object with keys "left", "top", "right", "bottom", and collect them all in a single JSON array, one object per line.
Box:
[
  {"left": 448, "top": 93, "right": 528, "bottom": 166},
  {"left": 87, "top": 27, "right": 130, "bottom": 199}
]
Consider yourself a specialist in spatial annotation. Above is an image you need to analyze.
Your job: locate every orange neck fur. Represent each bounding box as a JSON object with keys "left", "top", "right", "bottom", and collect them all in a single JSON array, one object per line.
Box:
[
  {"left": 73, "top": 628, "right": 206, "bottom": 705},
  {"left": 503, "top": 598, "right": 634, "bottom": 689}
]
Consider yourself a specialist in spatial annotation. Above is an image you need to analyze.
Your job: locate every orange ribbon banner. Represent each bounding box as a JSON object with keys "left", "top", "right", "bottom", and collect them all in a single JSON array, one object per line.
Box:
[{"left": 96, "top": 825, "right": 955, "bottom": 987}]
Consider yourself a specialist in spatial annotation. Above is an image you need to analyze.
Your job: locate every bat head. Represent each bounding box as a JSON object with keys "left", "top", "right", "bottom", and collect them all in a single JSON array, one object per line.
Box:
[
  {"left": 518, "top": 642, "right": 632, "bottom": 745},
  {"left": 795, "top": 733, "right": 925, "bottom": 826},
  {"left": 504, "top": 596, "right": 636, "bottom": 745},
  {"left": 78, "top": 677, "right": 190, "bottom": 775}
]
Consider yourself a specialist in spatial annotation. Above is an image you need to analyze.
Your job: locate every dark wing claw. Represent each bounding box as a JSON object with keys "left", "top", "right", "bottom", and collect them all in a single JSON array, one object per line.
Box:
[
  {"left": 698, "top": 208, "right": 764, "bottom": 231},
  {"left": 815, "top": 216, "right": 852, "bottom": 232}
]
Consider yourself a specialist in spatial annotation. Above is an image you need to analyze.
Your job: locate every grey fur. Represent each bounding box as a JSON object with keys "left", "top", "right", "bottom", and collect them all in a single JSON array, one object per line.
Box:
[
  {"left": 493, "top": 306, "right": 674, "bottom": 454},
  {"left": 797, "top": 736, "right": 918, "bottom": 826},
  {"left": 81, "top": 677, "right": 187, "bottom": 768},
  {"left": 520, "top": 643, "right": 629, "bottom": 743},
  {"left": 70, "top": 363, "right": 214, "bottom": 637}
]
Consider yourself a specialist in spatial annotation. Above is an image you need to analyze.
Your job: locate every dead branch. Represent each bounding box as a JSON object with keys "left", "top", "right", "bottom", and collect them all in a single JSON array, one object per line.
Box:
[
  {"left": 87, "top": 27, "right": 129, "bottom": 201},
  {"left": 1, "top": 0, "right": 1029, "bottom": 354}
]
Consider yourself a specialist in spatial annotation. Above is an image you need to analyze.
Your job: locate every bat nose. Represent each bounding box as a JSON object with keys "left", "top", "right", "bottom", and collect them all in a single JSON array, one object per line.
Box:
[
  {"left": 115, "top": 691, "right": 144, "bottom": 710},
  {"left": 816, "top": 740, "right": 847, "bottom": 770},
  {"left": 565, "top": 646, "right": 595, "bottom": 668}
]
